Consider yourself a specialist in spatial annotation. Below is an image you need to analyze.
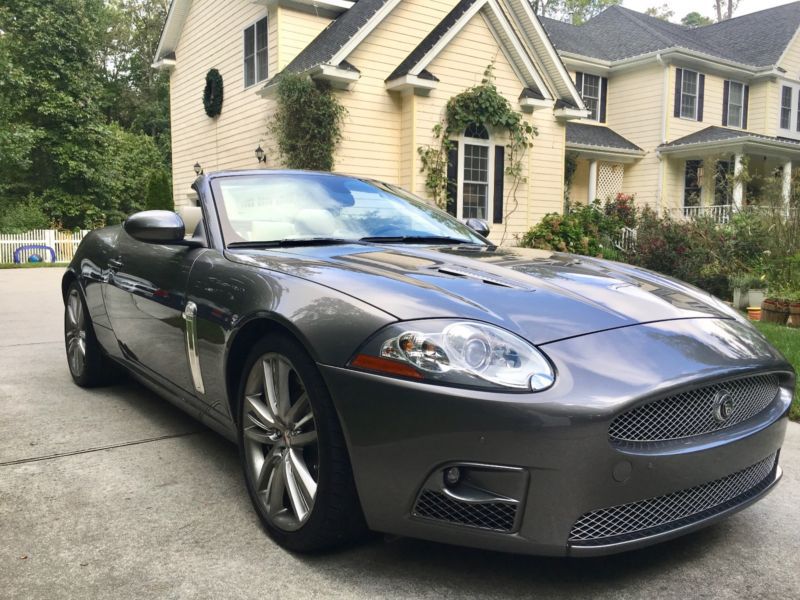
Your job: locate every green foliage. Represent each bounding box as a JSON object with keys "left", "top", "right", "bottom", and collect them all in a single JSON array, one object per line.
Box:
[
  {"left": 203, "top": 69, "right": 224, "bottom": 118},
  {"left": 417, "top": 65, "right": 537, "bottom": 243},
  {"left": 754, "top": 322, "right": 800, "bottom": 421},
  {"left": 644, "top": 4, "right": 674, "bottom": 20},
  {"left": 271, "top": 74, "right": 347, "bottom": 172},
  {"left": 145, "top": 169, "right": 174, "bottom": 212},
  {"left": 0, "top": 0, "right": 171, "bottom": 229},
  {"left": 0, "top": 197, "right": 51, "bottom": 233},
  {"left": 519, "top": 199, "right": 626, "bottom": 258},
  {"left": 530, "top": 0, "right": 621, "bottom": 24},
  {"left": 681, "top": 11, "right": 714, "bottom": 27}
]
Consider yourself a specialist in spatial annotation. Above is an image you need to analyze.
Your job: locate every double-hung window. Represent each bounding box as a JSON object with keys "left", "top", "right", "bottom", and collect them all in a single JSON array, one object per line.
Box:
[
  {"left": 680, "top": 70, "right": 699, "bottom": 119},
  {"left": 461, "top": 124, "right": 491, "bottom": 220},
  {"left": 726, "top": 81, "right": 745, "bottom": 128},
  {"left": 781, "top": 86, "right": 792, "bottom": 130},
  {"left": 580, "top": 74, "right": 600, "bottom": 121},
  {"left": 244, "top": 17, "right": 268, "bottom": 88}
]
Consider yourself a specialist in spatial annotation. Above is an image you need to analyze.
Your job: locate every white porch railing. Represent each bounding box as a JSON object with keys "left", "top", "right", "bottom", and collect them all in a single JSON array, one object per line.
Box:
[
  {"left": 673, "top": 205, "right": 734, "bottom": 224},
  {"left": 615, "top": 226, "right": 637, "bottom": 252},
  {"left": 0, "top": 229, "right": 89, "bottom": 264}
]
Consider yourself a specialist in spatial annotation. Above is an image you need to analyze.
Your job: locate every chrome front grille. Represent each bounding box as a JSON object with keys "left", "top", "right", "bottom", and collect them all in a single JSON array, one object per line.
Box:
[
  {"left": 413, "top": 490, "right": 517, "bottom": 532},
  {"left": 609, "top": 374, "right": 780, "bottom": 444},
  {"left": 569, "top": 452, "right": 778, "bottom": 545}
]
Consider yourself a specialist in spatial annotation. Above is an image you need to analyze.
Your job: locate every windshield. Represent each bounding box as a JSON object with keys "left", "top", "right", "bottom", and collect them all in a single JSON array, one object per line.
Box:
[{"left": 211, "top": 173, "right": 487, "bottom": 247}]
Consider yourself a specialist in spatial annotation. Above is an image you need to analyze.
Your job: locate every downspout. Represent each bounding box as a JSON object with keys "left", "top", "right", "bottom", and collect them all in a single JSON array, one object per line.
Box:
[{"left": 656, "top": 53, "right": 669, "bottom": 213}]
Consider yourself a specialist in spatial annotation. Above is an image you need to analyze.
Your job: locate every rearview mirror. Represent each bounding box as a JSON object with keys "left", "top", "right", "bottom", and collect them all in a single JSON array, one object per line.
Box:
[
  {"left": 465, "top": 218, "right": 490, "bottom": 238},
  {"left": 124, "top": 210, "right": 185, "bottom": 244}
]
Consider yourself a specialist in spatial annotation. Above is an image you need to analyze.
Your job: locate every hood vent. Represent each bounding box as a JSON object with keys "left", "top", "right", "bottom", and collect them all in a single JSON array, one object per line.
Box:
[{"left": 436, "top": 266, "right": 535, "bottom": 291}]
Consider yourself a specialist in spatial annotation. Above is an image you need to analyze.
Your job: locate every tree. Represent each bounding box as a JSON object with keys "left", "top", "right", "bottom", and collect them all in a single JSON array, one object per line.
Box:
[
  {"left": 645, "top": 4, "right": 674, "bottom": 21},
  {"left": 681, "top": 12, "right": 714, "bottom": 27},
  {"left": 145, "top": 169, "right": 174, "bottom": 211},
  {"left": 528, "top": 0, "right": 620, "bottom": 23},
  {"left": 714, "top": 0, "right": 740, "bottom": 21}
]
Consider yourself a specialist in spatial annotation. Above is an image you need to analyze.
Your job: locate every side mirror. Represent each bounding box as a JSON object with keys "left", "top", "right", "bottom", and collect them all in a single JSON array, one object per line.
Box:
[
  {"left": 124, "top": 210, "right": 185, "bottom": 244},
  {"left": 465, "top": 218, "right": 490, "bottom": 238}
]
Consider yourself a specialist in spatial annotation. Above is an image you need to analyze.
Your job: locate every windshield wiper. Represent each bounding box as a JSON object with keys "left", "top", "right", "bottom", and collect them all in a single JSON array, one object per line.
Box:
[
  {"left": 227, "top": 238, "right": 351, "bottom": 249},
  {"left": 359, "top": 235, "right": 480, "bottom": 245}
]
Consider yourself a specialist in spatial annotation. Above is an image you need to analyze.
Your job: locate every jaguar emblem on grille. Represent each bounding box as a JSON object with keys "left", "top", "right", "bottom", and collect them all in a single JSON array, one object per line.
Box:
[{"left": 713, "top": 391, "right": 735, "bottom": 423}]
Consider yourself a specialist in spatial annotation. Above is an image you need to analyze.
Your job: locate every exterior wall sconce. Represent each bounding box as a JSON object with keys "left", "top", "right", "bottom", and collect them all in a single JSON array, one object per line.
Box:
[
  {"left": 255, "top": 145, "right": 267, "bottom": 164},
  {"left": 194, "top": 162, "right": 203, "bottom": 176}
]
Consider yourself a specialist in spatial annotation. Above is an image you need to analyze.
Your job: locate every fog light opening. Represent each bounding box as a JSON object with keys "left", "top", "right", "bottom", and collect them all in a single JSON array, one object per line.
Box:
[{"left": 444, "top": 467, "right": 461, "bottom": 487}]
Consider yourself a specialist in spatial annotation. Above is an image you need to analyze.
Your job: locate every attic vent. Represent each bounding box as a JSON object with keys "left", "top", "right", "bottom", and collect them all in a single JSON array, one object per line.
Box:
[{"left": 436, "top": 267, "right": 533, "bottom": 290}]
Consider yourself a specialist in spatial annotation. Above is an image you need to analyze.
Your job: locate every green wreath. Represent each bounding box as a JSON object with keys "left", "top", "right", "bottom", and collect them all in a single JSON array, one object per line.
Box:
[{"left": 203, "top": 69, "right": 224, "bottom": 118}]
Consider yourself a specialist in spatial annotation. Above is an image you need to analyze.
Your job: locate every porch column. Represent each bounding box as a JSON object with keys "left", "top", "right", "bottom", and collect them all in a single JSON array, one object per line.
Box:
[
  {"left": 782, "top": 160, "right": 792, "bottom": 215},
  {"left": 588, "top": 160, "right": 598, "bottom": 203},
  {"left": 732, "top": 153, "right": 744, "bottom": 209}
]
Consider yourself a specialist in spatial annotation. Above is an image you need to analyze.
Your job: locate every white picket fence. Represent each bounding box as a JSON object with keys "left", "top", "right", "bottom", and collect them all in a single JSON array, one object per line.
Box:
[{"left": 0, "top": 229, "right": 90, "bottom": 264}]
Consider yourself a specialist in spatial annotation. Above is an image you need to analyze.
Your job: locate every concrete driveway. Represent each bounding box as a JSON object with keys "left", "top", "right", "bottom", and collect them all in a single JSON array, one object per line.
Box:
[{"left": 1, "top": 267, "right": 799, "bottom": 599}]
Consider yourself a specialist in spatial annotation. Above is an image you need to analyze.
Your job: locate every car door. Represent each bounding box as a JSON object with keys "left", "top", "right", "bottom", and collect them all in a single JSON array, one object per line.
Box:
[{"left": 104, "top": 227, "right": 205, "bottom": 393}]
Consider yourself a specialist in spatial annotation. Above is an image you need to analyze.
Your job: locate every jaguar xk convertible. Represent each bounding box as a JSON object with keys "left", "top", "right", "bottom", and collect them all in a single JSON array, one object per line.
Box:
[{"left": 62, "top": 170, "right": 792, "bottom": 556}]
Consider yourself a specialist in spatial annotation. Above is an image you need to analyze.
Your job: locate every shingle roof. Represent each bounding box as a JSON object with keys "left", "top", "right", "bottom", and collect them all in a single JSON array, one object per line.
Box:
[
  {"left": 280, "top": 0, "right": 394, "bottom": 76},
  {"left": 566, "top": 122, "right": 643, "bottom": 152},
  {"left": 542, "top": 3, "right": 800, "bottom": 67},
  {"left": 387, "top": 0, "right": 478, "bottom": 81},
  {"left": 658, "top": 126, "right": 800, "bottom": 149}
]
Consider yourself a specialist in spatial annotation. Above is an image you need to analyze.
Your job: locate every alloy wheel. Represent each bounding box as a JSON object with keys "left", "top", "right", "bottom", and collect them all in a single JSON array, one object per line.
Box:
[
  {"left": 242, "top": 353, "right": 319, "bottom": 532},
  {"left": 65, "top": 289, "right": 87, "bottom": 377}
]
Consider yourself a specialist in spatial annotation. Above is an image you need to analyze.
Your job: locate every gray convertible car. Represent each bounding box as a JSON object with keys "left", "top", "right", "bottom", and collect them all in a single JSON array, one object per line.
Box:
[{"left": 63, "top": 170, "right": 792, "bottom": 556}]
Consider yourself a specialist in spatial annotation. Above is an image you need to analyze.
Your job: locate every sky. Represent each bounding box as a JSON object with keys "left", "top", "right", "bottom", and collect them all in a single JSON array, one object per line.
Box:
[{"left": 622, "top": 0, "right": 793, "bottom": 21}]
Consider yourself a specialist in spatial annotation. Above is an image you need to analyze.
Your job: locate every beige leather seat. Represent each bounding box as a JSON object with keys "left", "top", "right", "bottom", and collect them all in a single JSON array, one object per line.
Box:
[{"left": 179, "top": 206, "right": 203, "bottom": 239}]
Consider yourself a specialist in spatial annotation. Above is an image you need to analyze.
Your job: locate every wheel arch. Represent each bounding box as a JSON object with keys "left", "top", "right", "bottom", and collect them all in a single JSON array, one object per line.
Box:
[
  {"left": 61, "top": 269, "right": 79, "bottom": 302},
  {"left": 224, "top": 314, "right": 319, "bottom": 427}
]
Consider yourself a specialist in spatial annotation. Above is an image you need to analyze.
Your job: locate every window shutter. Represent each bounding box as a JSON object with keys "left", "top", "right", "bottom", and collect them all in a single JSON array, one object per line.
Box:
[
  {"left": 493, "top": 146, "right": 505, "bottom": 224},
  {"left": 742, "top": 85, "right": 749, "bottom": 129},
  {"left": 697, "top": 74, "right": 705, "bottom": 122},
  {"left": 674, "top": 68, "right": 682, "bottom": 118},
  {"left": 599, "top": 77, "right": 608, "bottom": 123},
  {"left": 575, "top": 72, "right": 583, "bottom": 92},
  {"left": 446, "top": 146, "right": 459, "bottom": 217},
  {"left": 722, "top": 80, "right": 730, "bottom": 126}
]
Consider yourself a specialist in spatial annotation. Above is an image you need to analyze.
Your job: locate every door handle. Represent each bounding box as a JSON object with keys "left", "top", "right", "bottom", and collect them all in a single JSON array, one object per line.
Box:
[{"left": 109, "top": 258, "right": 123, "bottom": 270}]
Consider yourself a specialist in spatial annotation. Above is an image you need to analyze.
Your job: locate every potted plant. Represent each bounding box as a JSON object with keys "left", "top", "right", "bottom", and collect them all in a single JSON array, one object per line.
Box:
[
  {"left": 748, "top": 275, "right": 767, "bottom": 309},
  {"left": 729, "top": 273, "right": 752, "bottom": 310}
]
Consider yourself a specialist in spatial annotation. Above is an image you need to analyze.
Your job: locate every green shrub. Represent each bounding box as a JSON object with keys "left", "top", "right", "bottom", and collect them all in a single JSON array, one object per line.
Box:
[
  {"left": 0, "top": 197, "right": 51, "bottom": 232},
  {"left": 145, "top": 169, "right": 174, "bottom": 212}
]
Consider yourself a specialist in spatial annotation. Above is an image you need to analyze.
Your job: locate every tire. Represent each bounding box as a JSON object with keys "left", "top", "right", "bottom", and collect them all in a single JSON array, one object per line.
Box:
[
  {"left": 237, "top": 333, "right": 367, "bottom": 552},
  {"left": 64, "top": 282, "right": 120, "bottom": 387}
]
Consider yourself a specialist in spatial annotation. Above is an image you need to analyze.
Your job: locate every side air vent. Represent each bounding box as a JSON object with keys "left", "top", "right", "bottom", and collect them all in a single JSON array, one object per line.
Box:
[{"left": 436, "top": 266, "right": 534, "bottom": 290}]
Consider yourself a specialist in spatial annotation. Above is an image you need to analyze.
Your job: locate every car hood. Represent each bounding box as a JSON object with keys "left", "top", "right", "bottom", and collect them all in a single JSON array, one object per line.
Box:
[{"left": 226, "top": 244, "right": 734, "bottom": 345}]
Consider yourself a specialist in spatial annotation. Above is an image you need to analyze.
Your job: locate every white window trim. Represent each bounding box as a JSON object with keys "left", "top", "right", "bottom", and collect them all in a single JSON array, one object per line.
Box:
[
  {"left": 778, "top": 80, "right": 800, "bottom": 141},
  {"left": 680, "top": 69, "right": 699, "bottom": 121},
  {"left": 726, "top": 80, "right": 745, "bottom": 129},
  {"left": 578, "top": 73, "right": 602, "bottom": 122},
  {"left": 243, "top": 16, "right": 269, "bottom": 89},
  {"left": 456, "top": 130, "right": 495, "bottom": 221}
]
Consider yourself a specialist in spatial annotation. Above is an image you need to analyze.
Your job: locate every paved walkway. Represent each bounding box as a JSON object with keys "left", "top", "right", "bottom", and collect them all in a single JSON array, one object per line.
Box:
[{"left": 1, "top": 267, "right": 799, "bottom": 599}]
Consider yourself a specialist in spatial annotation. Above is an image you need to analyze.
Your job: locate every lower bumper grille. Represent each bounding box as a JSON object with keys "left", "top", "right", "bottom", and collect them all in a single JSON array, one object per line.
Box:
[
  {"left": 413, "top": 490, "right": 517, "bottom": 532},
  {"left": 569, "top": 452, "right": 778, "bottom": 546}
]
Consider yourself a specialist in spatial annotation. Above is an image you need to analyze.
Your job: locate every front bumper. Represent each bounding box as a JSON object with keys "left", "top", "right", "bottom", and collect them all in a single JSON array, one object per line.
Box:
[{"left": 321, "top": 318, "right": 793, "bottom": 556}]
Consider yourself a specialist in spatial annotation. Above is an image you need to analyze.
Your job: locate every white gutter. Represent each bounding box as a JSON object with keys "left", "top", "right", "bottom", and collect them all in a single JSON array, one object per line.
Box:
[{"left": 656, "top": 53, "right": 668, "bottom": 212}]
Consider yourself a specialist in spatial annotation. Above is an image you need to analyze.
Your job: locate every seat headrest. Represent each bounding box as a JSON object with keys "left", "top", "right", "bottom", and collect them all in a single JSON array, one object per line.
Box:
[{"left": 178, "top": 206, "right": 203, "bottom": 237}]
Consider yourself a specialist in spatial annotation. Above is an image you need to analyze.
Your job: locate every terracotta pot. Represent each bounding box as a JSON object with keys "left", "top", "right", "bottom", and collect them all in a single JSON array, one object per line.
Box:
[{"left": 747, "top": 307, "right": 762, "bottom": 321}]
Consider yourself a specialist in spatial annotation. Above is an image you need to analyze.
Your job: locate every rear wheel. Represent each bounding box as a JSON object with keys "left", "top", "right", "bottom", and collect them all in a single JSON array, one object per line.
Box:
[
  {"left": 238, "top": 334, "right": 366, "bottom": 552},
  {"left": 64, "top": 282, "right": 119, "bottom": 387}
]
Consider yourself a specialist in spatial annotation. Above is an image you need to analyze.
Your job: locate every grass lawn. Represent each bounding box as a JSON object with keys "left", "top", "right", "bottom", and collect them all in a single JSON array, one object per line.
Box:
[
  {"left": 754, "top": 322, "right": 800, "bottom": 421},
  {"left": 0, "top": 262, "right": 68, "bottom": 269}
]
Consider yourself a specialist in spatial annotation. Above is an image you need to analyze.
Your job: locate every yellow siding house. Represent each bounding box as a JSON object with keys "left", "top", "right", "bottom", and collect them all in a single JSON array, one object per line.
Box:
[
  {"left": 154, "top": 0, "right": 588, "bottom": 244},
  {"left": 542, "top": 3, "right": 800, "bottom": 220}
]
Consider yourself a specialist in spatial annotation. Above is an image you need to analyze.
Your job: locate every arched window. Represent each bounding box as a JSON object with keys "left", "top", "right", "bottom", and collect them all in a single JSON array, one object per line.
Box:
[{"left": 460, "top": 123, "right": 492, "bottom": 220}]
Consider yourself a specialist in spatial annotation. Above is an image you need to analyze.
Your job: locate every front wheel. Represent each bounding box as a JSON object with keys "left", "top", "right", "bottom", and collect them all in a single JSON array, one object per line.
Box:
[
  {"left": 238, "top": 334, "right": 366, "bottom": 552},
  {"left": 64, "top": 282, "right": 120, "bottom": 387}
]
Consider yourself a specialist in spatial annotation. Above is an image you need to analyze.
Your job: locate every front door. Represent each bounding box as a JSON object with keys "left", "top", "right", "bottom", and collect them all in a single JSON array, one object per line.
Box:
[{"left": 104, "top": 229, "right": 204, "bottom": 393}]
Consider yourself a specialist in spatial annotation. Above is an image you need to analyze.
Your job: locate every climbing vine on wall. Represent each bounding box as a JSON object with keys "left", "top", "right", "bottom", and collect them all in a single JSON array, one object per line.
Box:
[
  {"left": 270, "top": 73, "right": 347, "bottom": 171},
  {"left": 418, "top": 64, "right": 537, "bottom": 243}
]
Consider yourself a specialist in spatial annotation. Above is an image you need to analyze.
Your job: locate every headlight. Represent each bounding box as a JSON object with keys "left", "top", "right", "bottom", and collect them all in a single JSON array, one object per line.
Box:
[{"left": 349, "top": 320, "right": 555, "bottom": 392}]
